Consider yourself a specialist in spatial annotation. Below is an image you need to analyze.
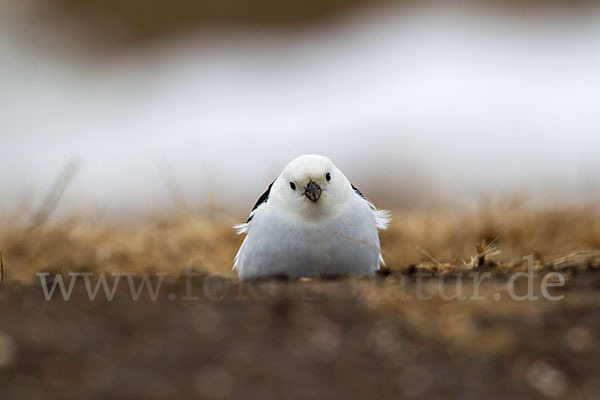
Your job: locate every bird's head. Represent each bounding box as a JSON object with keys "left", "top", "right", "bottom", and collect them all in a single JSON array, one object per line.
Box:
[{"left": 271, "top": 154, "right": 353, "bottom": 220}]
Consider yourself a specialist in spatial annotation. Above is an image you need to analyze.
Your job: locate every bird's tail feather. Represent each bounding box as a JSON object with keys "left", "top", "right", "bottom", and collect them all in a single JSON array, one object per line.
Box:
[{"left": 374, "top": 209, "right": 391, "bottom": 230}]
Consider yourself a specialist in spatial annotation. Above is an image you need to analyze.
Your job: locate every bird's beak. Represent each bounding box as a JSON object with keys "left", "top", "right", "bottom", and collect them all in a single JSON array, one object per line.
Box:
[{"left": 304, "top": 181, "right": 322, "bottom": 202}]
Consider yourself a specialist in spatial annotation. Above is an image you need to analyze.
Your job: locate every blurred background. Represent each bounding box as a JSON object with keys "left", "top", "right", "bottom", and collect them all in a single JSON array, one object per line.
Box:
[
  {"left": 1, "top": 0, "right": 600, "bottom": 216},
  {"left": 3, "top": 5, "right": 600, "bottom": 399}
]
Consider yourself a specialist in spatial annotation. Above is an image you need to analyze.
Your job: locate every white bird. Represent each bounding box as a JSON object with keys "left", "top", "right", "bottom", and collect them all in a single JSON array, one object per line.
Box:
[{"left": 234, "top": 154, "right": 390, "bottom": 280}]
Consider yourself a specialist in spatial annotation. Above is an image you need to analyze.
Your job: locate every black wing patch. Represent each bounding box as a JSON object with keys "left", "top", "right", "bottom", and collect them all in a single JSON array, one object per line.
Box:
[
  {"left": 351, "top": 183, "right": 365, "bottom": 199},
  {"left": 247, "top": 180, "right": 274, "bottom": 222}
]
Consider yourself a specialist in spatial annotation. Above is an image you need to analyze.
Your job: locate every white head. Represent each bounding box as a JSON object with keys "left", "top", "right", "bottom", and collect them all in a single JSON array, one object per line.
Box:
[{"left": 269, "top": 154, "right": 356, "bottom": 220}]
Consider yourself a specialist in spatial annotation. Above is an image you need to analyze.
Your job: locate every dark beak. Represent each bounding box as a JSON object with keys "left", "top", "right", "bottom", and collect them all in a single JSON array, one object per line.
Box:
[{"left": 304, "top": 181, "right": 322, "bottom": 202}]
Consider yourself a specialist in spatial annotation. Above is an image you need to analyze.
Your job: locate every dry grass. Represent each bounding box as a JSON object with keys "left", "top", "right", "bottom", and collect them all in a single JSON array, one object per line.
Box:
[
  {"left": 1, "top": 199, "right": 599, "bottom": 284},
  {"left": 382, "top": 201, "right": 600, "bottom": 268},
  {"left": 1, "top": 198, "right": 600, "bottom": 399}
]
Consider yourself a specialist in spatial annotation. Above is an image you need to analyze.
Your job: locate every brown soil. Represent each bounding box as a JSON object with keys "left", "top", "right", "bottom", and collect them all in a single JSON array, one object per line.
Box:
[{"left": 1, "top": 255, "right": 599, "bottom": 399}]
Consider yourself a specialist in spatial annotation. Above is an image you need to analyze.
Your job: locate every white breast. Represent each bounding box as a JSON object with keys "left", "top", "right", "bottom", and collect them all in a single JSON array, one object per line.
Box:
[{"left": 234, "top": 196, "right": 382, "bottom": 279}]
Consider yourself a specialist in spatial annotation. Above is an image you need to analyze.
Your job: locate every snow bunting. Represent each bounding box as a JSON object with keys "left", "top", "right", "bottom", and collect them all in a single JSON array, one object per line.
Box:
[{"left": 234, "top": 154, "right": 390, "bottom": 279}]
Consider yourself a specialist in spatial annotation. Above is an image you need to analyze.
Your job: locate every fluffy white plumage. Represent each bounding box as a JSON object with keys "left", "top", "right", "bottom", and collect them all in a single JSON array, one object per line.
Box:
[{"left": 234, "top": 155, "right": 390, "bottom": 280}]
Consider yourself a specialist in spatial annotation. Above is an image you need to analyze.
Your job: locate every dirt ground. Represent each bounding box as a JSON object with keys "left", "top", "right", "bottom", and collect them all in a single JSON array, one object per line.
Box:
[
  {"left": 1, "top": 204, "right": 600, "bottom": 399},
  {"left": 1, "top": 253, "right": 599, "bottom": 400}
]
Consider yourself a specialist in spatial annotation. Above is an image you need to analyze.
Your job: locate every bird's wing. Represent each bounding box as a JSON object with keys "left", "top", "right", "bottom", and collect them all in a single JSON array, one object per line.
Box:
[
  {"left": 351, "top": 183, "right": 365, "bottom": 198},
  {"left": 234, "top": 180, "right": 275, "bottom": 234},
  {"left": 350, "top": 182, "right": 391, "bottom": 268},
  {"left": 350, "top": 182, "right": 391, "bottom": 230}
]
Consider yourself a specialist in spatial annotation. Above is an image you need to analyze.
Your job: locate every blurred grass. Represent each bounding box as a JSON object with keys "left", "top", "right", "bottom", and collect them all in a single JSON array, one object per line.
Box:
[
  {"left": 1, "top": 196, "right": 600, "bottom": 399},
  {"left": 1, "top": 199, "right": 599, "bottom": 284}
]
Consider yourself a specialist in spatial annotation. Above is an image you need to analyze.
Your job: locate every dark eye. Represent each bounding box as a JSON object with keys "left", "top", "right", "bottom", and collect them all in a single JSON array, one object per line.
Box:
[
  {"left": 289, "top": 182, "right": 296, "bottom": 190},
  {"left": 326, "top": 172, "right": 331, "bottom": 182}
]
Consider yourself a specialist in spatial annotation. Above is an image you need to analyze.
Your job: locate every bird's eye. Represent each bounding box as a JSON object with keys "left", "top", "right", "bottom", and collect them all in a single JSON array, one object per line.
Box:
[
  {"left": 289, "top": 182, "right": 296, "bottom": 190},
  {"left": 326, "top": 172, "right": 331, "bottom": 182}
]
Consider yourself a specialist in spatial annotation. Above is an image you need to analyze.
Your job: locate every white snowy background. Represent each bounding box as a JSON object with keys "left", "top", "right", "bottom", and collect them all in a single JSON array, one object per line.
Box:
[{"left": 1, "top": 3, "right": 599, "bottom": 215}]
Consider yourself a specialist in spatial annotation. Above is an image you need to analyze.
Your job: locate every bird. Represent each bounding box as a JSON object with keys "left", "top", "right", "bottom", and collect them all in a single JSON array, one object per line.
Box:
[{"left": 233, "top": 154, "right": 390, "bottom": 280}]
